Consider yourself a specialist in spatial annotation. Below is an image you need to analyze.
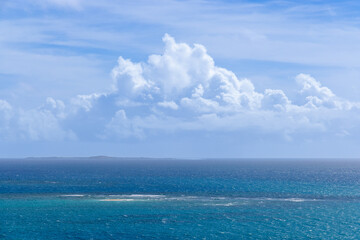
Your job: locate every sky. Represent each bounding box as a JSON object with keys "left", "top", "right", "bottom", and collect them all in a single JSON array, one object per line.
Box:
[{"left": 1, "top": 0, "right": 360, "bottom": 158}]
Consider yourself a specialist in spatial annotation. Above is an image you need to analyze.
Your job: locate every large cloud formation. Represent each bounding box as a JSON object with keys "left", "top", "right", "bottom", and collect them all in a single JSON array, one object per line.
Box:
[{"left": 1, "top": 34, "right": 359, "bottom": 141}]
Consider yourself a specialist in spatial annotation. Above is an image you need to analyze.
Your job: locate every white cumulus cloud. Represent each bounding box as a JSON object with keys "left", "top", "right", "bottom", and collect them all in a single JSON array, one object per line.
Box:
[
  {"left": 1, "top": 34, "right": 360, "bottom": 142},
  {"left": 158, "top": 101, "right": 178, "bottom": 110}
]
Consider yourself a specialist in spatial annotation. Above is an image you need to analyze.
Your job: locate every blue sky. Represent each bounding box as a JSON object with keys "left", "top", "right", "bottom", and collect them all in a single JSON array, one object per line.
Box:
[{"left": 1, "top": 0, "right": 360, "bottom": 158}]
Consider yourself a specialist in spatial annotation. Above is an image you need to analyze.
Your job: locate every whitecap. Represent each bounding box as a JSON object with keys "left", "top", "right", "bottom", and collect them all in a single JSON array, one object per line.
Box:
[
  {"left": 130, "top": 194, "right": 166, "bottom": 198},
  {"left": 99, "top": 199, "right": 136, "bottom": 202},
  {"left": 212, "top": 202, "right": 235, "bottom": 206},
  {"left": 120, "top": 194, "right": 166, "bottom": 198},
  {"left": 283, "top": 198, "right": 306, "bottom": 202},
  {"left": 60, "top": 194, "right": 85, "bottom": 197}
]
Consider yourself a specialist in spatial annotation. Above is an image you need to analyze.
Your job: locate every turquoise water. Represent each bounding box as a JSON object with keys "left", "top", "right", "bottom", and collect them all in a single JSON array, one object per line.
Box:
[{"left": 1, "top": 159, "right": 360, "bottom": 239}]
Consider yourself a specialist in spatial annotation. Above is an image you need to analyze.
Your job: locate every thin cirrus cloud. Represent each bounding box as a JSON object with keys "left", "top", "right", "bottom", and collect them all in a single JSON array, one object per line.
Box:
[{"left": 0, "top": 34, "right": 359, "bottom": 142}]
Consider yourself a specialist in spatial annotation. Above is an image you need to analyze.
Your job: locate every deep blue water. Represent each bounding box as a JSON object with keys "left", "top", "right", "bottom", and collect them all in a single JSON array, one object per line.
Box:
[{"left": 1, "top": 158, "right": 360, "bottom": 239}]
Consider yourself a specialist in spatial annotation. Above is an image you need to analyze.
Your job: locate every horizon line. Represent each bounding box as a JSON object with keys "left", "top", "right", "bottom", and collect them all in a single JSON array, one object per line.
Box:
[{"left": 0, "top": 156, "right": 360, "bottom": 161}]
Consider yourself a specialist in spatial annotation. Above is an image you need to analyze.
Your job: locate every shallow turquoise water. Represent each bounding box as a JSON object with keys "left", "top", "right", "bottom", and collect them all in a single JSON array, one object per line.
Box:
[{"left": 1, "top": 159, "right": 360, "bottom": 239}]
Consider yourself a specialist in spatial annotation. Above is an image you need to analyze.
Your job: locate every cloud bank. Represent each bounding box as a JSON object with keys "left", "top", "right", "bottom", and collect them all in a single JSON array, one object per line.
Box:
[{"left": 1, "top": 34, "right": 359, "bottom": 142}]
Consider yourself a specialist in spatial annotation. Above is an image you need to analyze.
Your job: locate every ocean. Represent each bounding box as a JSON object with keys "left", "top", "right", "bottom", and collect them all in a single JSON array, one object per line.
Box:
[{"left": 1, "top": 158, "right": 360, "bottom": 239}]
